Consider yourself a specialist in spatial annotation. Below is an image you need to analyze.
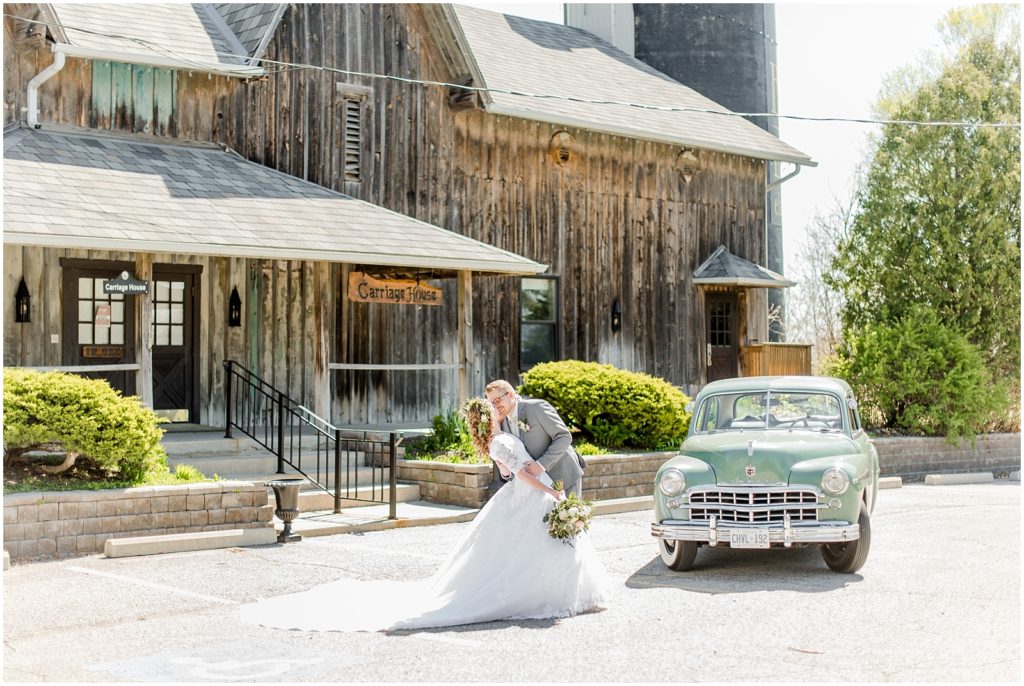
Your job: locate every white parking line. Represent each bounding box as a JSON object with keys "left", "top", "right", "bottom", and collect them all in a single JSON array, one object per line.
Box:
[
  {"left": 67, "top": 566, "right": 235, "bottom": 605},
  {"left": 408, "top": 632, "right": 483, "bottom": 647}
]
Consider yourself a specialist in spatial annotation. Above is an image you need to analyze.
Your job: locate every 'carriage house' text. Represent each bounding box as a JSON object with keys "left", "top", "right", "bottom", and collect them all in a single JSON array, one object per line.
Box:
[{"left": 347, "top": 272, "right": 443, "bottom": 306}]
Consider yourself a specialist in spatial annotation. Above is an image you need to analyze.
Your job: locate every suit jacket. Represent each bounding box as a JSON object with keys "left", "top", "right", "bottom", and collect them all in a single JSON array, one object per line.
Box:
[{"left": 502, "top": 398, "right": 584, "bottom": 496}]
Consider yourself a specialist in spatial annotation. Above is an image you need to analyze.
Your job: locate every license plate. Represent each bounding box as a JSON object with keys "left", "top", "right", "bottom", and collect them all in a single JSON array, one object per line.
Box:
[{"left": 731, "top": 529, "right": 770, "bottom": 548}]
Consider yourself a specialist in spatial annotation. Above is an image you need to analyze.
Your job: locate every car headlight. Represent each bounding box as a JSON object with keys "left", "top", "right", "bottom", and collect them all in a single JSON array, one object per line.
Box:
[
  {"left": 659, "top": 468, "right": 686, "bottom": 497},
  {"left": 821, "top": 467, "right": 850, "bottom": 495}
]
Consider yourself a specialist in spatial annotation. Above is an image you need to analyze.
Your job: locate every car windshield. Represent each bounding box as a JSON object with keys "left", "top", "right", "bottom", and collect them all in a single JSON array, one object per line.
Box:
[{"left": 694, "top": 391, "right": 844, "bottom": 433}]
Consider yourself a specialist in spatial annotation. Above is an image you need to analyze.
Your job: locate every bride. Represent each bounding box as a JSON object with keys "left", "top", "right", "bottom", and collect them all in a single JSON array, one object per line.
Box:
[{"left": 239, "top": 398, "right": 609, "bottom": 632}]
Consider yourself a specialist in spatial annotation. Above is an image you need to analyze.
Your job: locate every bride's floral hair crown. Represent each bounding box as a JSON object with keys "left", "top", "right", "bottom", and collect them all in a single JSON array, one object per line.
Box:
[{"left": 463, "top": 397, "right": 493, "bottom": 440}]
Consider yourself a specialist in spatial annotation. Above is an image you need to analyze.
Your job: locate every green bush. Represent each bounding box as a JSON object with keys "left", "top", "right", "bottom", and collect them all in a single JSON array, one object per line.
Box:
[
  {"left": 3, "top": 369, "right": 168, "bottom": 483},
  {"left": 404, "top": 408, "right": 485, "bottom": 464},
  {"left": 823, "top": 307, "right": 1007, "bottom": 441},
  {"left": 518, "top": 360, "right": 691, "bottom": 450}
]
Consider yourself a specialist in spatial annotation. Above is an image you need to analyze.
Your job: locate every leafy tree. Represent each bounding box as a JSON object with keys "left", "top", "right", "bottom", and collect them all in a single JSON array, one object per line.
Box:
[{"left": 827, "top": 5, "right": 1020, "bottom": 383}]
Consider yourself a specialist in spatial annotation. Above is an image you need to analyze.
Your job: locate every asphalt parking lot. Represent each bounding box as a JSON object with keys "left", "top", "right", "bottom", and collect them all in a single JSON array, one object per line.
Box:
[{"left": 3, "top": 481, "right": 1020, "bottom": 682}]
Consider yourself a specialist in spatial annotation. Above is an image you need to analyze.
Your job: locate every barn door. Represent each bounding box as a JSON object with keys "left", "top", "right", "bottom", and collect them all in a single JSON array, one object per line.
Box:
[
  {"left": 706, "top": 292, "right": 739, "bottom": 381},
  {"left": 151, "top": 267, "right": 200, "bottom": 423}
]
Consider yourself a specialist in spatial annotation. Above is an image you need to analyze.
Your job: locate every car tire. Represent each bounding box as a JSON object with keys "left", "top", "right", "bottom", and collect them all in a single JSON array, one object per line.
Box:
[
  {"left": 659, "top": 538, "right": 698, "bottom": 571},
  {"left": 821, "top": 502, "right": 871, "bottom": 573}
]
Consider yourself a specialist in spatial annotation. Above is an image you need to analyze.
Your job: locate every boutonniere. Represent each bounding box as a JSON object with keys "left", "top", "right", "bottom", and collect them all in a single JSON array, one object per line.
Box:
[{"left": 518, "top": 420, "right": 531, "bottom": 433}]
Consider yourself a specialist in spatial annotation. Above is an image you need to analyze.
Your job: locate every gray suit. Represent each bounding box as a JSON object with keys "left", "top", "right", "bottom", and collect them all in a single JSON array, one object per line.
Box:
[{"left": 501, "top": 397, "right": 584, "bottom": 497}]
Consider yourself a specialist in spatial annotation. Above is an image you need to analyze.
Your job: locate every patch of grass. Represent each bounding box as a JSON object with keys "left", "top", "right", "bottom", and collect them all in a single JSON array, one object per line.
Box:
[{"left": 3, "top": 459, "right": 214, "bottom": 494}]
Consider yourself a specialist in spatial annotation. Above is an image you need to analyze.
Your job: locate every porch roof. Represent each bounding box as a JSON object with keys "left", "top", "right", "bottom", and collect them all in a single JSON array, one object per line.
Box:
[
  {"left": 693, "top": 245, "right": 796, "bottom": 288},
  {"left": 2, "top": 127, "right": 547, "bottom": 276}
]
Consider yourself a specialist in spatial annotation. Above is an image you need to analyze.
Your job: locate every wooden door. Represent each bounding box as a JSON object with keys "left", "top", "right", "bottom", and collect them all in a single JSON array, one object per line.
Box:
[
  {"left": 151, "top": 267, "right": 200, "bottom": 423},
  {"left": 706, "top": 292, "right": 739, "bottom": 381},
  {"left": 61, "top": 264, "right": 137, "bottom": 396}
]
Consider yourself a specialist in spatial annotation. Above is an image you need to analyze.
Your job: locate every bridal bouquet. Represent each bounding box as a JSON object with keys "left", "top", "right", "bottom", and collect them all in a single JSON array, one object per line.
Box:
[{"left": 543, "top": 481, "right": 593, "bottom": 547}]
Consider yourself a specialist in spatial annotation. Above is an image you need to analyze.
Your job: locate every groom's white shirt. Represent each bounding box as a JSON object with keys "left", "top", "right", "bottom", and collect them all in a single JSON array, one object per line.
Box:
[{"left": 507, "top": 402, "right": 520, "bottom": 437}]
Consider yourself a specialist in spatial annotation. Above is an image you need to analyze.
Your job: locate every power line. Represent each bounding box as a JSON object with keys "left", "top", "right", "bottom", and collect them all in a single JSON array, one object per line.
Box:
[{"left": 6, "top": 12, "right": 1021, "bottom": 130}]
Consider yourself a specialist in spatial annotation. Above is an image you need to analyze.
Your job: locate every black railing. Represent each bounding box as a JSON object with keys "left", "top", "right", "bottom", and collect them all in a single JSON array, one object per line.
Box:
[{"left": 223, "top": 360, "right": 398, "bottom": 517}]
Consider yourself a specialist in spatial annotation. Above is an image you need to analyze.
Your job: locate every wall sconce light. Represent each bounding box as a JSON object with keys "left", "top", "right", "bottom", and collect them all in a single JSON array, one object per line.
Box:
[
  {"left": 611, "top": 298, "right": 622, "bottom": 333},
  {"left": 15, "top": 278, "right": 30, "bottom": 323},
  {"left": 228, "top": 286, "right": 242, "bottom": 327}
]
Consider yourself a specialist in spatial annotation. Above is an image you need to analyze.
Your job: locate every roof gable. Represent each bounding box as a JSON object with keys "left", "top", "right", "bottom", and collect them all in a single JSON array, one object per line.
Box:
[
  {"left": 693, "top": 245, "right": 795, "bottom": 288},
  {"left": 212, "top": 3, "right": 286, "bottom": 62},
  {"left": 449, "top": 4, "right": 812, "bottom": 165}
]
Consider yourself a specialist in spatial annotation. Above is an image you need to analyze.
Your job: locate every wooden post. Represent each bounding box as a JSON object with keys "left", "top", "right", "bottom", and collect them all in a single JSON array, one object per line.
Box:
[
  {"left": 457, "top": 270, "right": 473, "bottom": 407},
  {"left": 135, "top": 253, "right": 153, "bottom": 408},
  {"left": 312, "top": 261, "right": 331, "bottom": 420}
]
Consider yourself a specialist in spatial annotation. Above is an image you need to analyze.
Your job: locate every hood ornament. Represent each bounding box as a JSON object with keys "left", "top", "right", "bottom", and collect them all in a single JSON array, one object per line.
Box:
[
  {"left": 746, "top": 440, "right": 755, "bottom": 477},
  {"left": 747, "top": 440, "right": 754, "bottom": 457}
]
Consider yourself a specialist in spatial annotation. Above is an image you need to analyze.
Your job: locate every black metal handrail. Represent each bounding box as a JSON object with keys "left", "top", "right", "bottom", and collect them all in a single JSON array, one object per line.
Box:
[{"left": 223, "top": 360, "right": 398, "bottom": 517}]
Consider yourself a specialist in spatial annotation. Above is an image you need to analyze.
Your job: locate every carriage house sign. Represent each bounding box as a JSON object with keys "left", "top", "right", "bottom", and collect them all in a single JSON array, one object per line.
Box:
[
  {"left": 103, "top": 271, "right": 150, "bottom": 295},
  {"left": 347, "top": 272, "right": 443, "bottom": 306}
]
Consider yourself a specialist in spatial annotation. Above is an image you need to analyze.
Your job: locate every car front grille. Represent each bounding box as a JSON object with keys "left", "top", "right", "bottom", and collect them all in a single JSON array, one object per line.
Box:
[{"left": 687, "top": 487, "right": 821, "bottom": 523}]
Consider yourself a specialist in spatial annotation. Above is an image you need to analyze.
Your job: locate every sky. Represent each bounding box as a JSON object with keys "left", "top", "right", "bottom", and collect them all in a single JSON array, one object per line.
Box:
[{"left": 462, "top": 1, "right": 962, "bottom": 273}]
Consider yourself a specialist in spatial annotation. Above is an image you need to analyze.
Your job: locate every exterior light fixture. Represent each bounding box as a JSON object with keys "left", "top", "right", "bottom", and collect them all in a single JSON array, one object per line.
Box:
[
  {"left": 228, "top": 287, "right": 242, "bottom": 327},
  {"left": 611, "top": 298, "right": 622, "bottom": 332},
  {"left": 15, "top": 278, "right": 30, "bottom": 323}
]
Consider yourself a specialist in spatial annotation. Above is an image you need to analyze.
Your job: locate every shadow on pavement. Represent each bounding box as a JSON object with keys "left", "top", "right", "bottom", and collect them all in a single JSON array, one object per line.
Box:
[{"left": 625, "top": 548, "right": 863, "bottom": 594}]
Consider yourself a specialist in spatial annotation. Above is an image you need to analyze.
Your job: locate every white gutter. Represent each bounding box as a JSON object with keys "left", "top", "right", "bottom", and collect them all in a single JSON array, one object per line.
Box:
[
  {"left": 485, "top": 102, "right": 816, "bottom": 167},
  {"left": 26, "top": 51, "right": 66, "bottom": 128},
  {"left": 51, "top": 43, "right": 265, "bottom": 78}
]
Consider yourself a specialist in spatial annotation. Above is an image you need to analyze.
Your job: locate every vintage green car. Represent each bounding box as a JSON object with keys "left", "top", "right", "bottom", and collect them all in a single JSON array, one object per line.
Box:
[{"left": 652, "top": 376, "right": 879, "bottom": 573}]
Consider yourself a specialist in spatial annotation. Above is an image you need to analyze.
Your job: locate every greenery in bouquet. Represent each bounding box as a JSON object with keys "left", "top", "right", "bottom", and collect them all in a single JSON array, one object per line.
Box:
[{"left": 543, "top": 480, "right": 593, "bottom": 546}]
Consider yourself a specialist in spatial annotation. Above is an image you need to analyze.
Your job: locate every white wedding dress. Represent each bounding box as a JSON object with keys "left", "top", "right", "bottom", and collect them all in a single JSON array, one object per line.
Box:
[{"left": 239, "top": 433, "right": 609, "bottom": 632}]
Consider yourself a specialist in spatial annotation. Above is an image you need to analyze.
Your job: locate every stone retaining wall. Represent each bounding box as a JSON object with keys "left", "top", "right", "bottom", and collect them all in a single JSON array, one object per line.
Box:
[
  {"left": 396, "top": 433, "right": 1021, "bottom": 507},
  {"left": 580, "top": 452, "right": 676, "bottom": 501},
  {"left": 396, "top": 460, "right": 493, "bottom": 508},
  {"left": 3, "top": 481, "right": 274, "bottom": 563},
  {"left": 397, "top": 452, "right": 677, "bottom": 507},
  {"left": 874, "top": 433, "right": 1020, "bottom": 482}
]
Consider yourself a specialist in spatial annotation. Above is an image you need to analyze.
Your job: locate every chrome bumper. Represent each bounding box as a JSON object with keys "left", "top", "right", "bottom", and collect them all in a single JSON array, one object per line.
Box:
[{"left": 651, "top": 515, "right": 859, "bottom": 547}]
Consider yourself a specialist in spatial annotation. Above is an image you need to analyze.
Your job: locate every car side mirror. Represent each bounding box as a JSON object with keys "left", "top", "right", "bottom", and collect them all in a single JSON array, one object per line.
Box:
[{"left": 685, "top": 402, "right": 694, "bottom": 413}]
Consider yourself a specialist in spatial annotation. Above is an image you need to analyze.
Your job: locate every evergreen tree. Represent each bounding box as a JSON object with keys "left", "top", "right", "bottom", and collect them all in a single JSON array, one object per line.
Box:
[{"left": 828, "top": 5, "right": 1020, "bottom": 380}]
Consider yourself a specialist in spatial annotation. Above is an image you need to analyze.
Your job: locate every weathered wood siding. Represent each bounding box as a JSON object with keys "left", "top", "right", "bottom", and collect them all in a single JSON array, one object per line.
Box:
[
  {"left": 4, "top": 4, "right": 771, "bottom": 424},
  {"left": 2, "top": 247, "right": 339, "bottom": 427}
]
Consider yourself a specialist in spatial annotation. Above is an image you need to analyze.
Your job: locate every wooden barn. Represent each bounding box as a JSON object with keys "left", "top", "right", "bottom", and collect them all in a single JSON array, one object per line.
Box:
[{"left": 3, "top": 3, "right": 813, "bottom": 429}]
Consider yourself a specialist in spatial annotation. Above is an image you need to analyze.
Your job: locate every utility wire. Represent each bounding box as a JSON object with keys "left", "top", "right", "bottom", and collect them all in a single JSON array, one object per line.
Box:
[{"left": 7, "top": 12, "right": 1021, "bottom": 130}]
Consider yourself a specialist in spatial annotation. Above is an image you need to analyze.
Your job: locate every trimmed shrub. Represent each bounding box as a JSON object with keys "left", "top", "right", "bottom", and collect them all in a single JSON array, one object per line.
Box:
[
  {"left": 3, "top": 369, "right": 167, "bottom": 483},
  {"left": 823, "top": 307, "right": 1008, "bottom": 441},
  {"left": 519, "top": 360, "right": 691, "bottom": 450}
]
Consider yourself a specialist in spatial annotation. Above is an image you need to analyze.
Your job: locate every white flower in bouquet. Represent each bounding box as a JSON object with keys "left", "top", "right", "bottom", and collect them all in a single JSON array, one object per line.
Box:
[{"left": 542, "top": 480, "right": 594, "bottom": 547}]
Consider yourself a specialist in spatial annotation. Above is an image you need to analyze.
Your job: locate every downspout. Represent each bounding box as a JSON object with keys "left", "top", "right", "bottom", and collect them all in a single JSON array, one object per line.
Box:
[
  {"left": 27, "top": 50, "right": 66, "bottom": 129},
  {"left": 767, "top": 162, "right": 802, "bottom": 192}
]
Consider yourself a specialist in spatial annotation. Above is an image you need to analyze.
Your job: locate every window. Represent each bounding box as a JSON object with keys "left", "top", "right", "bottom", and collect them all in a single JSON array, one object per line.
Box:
[
  {"left": 520, "top": 277, "right": 558, "bottom": 369},
  {"left": 337, "top": 83, "right": 372, "bottom": 182},
  {"left": 76, "top": 277, "right": 125, "bottom": 345},
  {"left": 151, "top": 279, "right": 185, "bottom": 346}
]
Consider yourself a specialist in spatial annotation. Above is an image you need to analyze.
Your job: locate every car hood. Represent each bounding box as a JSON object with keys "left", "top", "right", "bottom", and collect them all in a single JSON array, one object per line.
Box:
[{"left": 680, "top": 431, "right": 860, "bottom": 484}]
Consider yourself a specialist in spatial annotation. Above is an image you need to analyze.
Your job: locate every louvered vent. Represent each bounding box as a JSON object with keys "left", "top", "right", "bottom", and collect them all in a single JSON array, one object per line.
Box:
[{"left": 344, "top": 97, "right": 362, "bottom": 181}]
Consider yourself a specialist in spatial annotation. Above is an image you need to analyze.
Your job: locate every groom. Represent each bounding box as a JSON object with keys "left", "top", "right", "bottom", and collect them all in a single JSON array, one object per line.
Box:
[{"left": 485, "top": 379, "right": 584, "bottom": 497}]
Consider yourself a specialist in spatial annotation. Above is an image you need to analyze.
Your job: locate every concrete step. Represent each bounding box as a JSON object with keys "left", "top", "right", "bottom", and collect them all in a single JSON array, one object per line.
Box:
[{"left": 222, "top": 474, "right": 420, "bottom": 511}]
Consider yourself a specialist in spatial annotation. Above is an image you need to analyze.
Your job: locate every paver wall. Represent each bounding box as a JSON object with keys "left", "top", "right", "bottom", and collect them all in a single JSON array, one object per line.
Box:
[{"left": 3, "top": 481, "right": 273, "bottom": 563}]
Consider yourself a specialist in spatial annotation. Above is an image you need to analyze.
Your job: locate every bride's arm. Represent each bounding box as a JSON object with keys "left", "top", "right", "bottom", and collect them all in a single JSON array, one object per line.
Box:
[
  {"left": 513, "top": 464, "right": 564, "bottom": 500},
  {"left": 492, "top": 452, "right": 563, "bottom": 500}
]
